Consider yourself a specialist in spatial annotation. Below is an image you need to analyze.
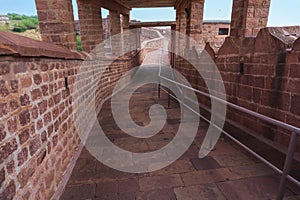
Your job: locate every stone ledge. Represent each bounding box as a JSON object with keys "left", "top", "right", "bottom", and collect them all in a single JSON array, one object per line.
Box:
[
  {"left": 0, "top": 31, "right": 84, "bottom": 60},
  {"left": 268, "top": 26, "right": 300, "bottom": 47}
]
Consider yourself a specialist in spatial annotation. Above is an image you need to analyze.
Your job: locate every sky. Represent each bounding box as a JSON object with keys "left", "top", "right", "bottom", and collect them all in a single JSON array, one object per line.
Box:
[{"left": 0, "top": 0, "right": 299, "bottom": 26}]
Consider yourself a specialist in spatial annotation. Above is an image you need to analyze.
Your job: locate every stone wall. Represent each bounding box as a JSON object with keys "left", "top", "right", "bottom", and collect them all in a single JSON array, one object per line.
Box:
[
  {"left": 0, "top": 31, "right": 144, "bottom": 199},
  {"left": 202, "top": 21, "right": 231, "bottom": 52},
  {"left": 173, "top": 27, "right": 300, "bottom": 152},
  {"left": 35, "top": 0, "right": 77, "bottom": 50},
  {"left": 141, "top": 28, "right": 164, "bottom": 49},
  {"left": 141, "top": 28, "right": 161, "bottom": 41}
]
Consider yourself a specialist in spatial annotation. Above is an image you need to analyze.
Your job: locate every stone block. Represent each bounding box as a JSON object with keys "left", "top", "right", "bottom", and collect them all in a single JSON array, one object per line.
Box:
[
  {"left": 0, "top": 139, "right": 17, "bottom": 163},
  {"left": 19, "top": 109, "right": 30, "bottom": 126},
  {"left": 17, "top": 158, "right": 36, "bottom": 188}
]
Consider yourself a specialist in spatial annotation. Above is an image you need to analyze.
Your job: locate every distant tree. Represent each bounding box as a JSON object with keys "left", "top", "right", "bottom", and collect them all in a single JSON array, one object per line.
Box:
[
  {"left": 22, "top": 19, "right": 35, "bottom": 29},
  {"left": 13, "top": 22, "right": 26, "bottom": 32},
  {"left": 7, "top": 13, "right": 23, "bottom": 20},
  {"left": 8, "top": 13, "right": 39, "bottom": 32}
]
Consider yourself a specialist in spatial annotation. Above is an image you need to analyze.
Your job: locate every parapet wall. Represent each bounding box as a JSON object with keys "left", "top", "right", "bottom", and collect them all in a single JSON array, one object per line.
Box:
[
  {"left": 0, "top": 31, "right": 144, "bottom": 199},
  {"left": 174, "top": 27, "right": 300, "bottom": 151},
  {"left": 202, "top": 22, "right": 231, "bottom": 51},
  {"left": 141, "top": 28, "right": 164, "bottom": 49}
]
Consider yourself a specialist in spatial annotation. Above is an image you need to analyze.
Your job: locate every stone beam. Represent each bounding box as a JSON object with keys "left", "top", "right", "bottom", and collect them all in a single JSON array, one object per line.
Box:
[
  {"left": 129, "top": 21, "right": 176, "bottom": 28},
  {"left": 121, "top": 0, "right": 176, "bottom": 8},
  {"left": 100, "top": 0, "right": 130, "bottom": 15},
  {"left": 230, "top": 0, "right": 271, "bottom": 38},
  {"left": 175, "top": 0, "right": 184, "bottom": 9},
  {"left": 35, "top": 0, "right": 77, "bottom": 50},
  {"left": 77, "top": 0, "right": 103, "bottom": 53}
]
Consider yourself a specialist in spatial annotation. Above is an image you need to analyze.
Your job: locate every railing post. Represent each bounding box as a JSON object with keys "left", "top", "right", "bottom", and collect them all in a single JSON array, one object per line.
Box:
[
  {"left": 277, "top": 132, "right": 298, "bottom": 200},
  {"left": 158, "top": 83, "right": 161, "bottom": 98},
  {"left": 167, "top": 90, "right": 171, "bottom": 108}
]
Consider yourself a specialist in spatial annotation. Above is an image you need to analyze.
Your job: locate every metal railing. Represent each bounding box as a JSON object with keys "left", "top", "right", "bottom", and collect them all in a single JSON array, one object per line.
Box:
[{"left": 157, "top": 63, "right": 300, "bottom": 200}]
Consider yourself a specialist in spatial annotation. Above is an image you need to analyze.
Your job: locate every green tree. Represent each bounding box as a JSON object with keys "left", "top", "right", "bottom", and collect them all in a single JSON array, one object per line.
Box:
[
  {"left": 13, "top": 22, "right": 26, "bottom": 32},
  {"left": 7, "top": 13, "right": 39, "bottom": 31},
  {"left": 76, "top": 35, "right": 82, "bottom": 51}
]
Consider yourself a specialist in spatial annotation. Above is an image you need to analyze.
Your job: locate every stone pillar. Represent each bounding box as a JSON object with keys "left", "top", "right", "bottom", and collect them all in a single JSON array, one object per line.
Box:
[
  {"left": 178, "top": 5, "right": 187, "bottom": 55},
  {"left": 110, "top": 10, "right": 123, "bottom": 55},
  {"left": 77, "top": 0, "right": 103, "bottom": 53},
  {"left": 186, "top": 0, "right": 205, "bottom": 47},
  {"left": 122, "top": 14, "right": 130, "bottom": 32},
  {"left": 171, "top": 25, "right": 176, "bottom": 66},
  {"left": 110, "top": 11, "right": 122, "bottom": 37},
  {"left": 35, "top": 0, "right": 77, "bottom": 50},
  {"left": 230, "top": 0, "right": 270, "bottom": 38},
  {"left": 175, "top": 8, "right": 180, "bottom": 55},
  {"left": 122, "top": 14, "right": 130, "bottom": 52},
  {"left": 130, "top": 28, "right": 141, "bottom": 51}
]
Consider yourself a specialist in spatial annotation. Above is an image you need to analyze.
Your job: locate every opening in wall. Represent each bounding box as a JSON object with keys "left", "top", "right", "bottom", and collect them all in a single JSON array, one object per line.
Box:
[
  {"left": 130, "top": 7, "right": 175, "bottom": 22},
  {"left": 72, "top": 0, "right": 81, "bottom": 51},
  {"left": 101, "top": 8, "right": 111, "bottom": 52},
  {"left": 218, "top": 28, "right": 229, "bottom": 36}
]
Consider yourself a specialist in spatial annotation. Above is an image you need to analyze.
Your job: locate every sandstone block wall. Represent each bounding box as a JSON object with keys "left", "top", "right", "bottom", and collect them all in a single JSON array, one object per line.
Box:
[
  {"left": 173, "top": 27, "right": 300, "bottom": 152},
  {"left": 202, "top": 22, "right": 231, "bottom": 51},
  {"left": 0, "top": 31, "right": 144, "bottom": 199},
  {"left": 35, "top": 0, "right": 77, "bottom": 50}
]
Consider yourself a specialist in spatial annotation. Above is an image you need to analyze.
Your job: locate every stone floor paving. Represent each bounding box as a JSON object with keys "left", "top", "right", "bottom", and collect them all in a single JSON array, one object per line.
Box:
[{"left": 60, "top": 82, "right": 300, "bottom": 200}]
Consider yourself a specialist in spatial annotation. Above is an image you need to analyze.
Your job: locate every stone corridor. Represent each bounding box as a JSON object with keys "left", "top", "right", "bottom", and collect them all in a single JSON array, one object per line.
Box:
[
  {"left": 1, "top": 0, "right": 300, "bottom": 199},
  {"left": 61, "top": 82, "right": 300, "bottom": 200},
  {"left": 58, "top": 37, "right": 300, "bottom": 200}
]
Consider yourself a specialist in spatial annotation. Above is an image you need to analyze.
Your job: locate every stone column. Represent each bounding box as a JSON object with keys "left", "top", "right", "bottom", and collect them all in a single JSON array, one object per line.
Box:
[
  {"left": 171, "top": 25, "right": 176, "bottom": 66},
  {"left": 178, "top": 5, "right": 187, "bottom": 55},
  {"left": 122, "top": 14, "right": 130, "bottom": 52},
  {"left": 110, "top": 10, "right": 123, "bottom": 55},
  {"left": 175, "top": 8, "right": 180, "bottom": 55},
  {"left": 186, "top": 0, "right": 205, "bottom": 47},
  {"left": 230, "top": 0, "right": 270, "bottom": 38},
  {"left": 110, "top": 11, "right": 122, "bottom": 36},
  {"left": 130, "top": 28, "right": 141, "bottom": 51},
  {"left": 77, "top": 0, "right": 103, "bottom": 53},
  {"left": 35, "top": 0, "right": 77, "bottom": 50}
]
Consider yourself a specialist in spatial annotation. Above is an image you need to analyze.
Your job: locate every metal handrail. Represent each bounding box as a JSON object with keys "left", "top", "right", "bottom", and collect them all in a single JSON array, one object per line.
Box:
[
  {"left": 157, "top": 62, "right": 299, "bottom": 200},
  {"left": 160, "top": 75, "right": 300, "bottom": 134}
]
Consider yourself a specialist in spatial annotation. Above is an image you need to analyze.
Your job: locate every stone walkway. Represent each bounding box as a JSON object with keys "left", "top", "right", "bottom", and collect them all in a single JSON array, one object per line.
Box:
[
  {"left": 60, "top": 80, "right": 300, "bottom": 199},
  {"left": 61, "top": 41, "right": 300, "bottom": 199}
]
